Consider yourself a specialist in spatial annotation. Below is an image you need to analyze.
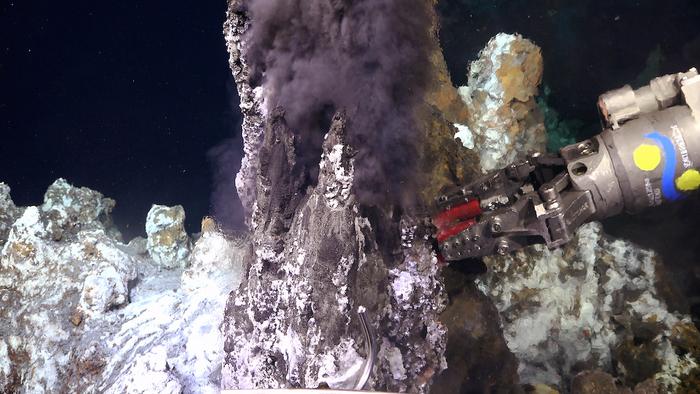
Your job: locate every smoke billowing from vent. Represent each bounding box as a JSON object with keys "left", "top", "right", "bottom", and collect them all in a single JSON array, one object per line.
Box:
[
  {"left": 208, "top": 136, "right": 246, "bottom": 231},
  {"left": 242, "top": 0, "right": 435, "bottom": 206}
]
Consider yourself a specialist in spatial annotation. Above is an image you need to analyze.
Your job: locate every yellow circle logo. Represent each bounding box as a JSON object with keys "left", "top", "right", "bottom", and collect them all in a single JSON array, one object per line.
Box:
[
  {"left": 676, "top": 169, "right": 700, "bottom": 191},
  {"left": 633, "top": 144, "right": 662, "bottom": 171}
]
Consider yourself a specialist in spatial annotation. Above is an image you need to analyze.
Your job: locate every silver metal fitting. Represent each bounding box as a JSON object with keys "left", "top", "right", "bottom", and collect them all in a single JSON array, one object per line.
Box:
[
  {"left": 491, "top": 219, "right": 502, "bottom": 233},
  {"left": 496, "top": 240, "right": 509, "bottom": 256},
  {"left": 598, "top": 68, "right": 699, "bottom": 129}
]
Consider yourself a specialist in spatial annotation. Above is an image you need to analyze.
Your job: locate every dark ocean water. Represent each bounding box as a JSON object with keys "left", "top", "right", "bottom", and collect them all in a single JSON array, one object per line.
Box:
[{"left": 0, "top": 1, "right": 242, "bottom": 239}]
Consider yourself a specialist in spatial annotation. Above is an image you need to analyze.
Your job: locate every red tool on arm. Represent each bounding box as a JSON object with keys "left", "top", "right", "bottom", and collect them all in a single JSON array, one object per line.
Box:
[
  {"left": 433, "top": 200, "right": 481, "bottom": 244},
  {"left": 433, "top": 68, "right": 700, "bottom": 262}
]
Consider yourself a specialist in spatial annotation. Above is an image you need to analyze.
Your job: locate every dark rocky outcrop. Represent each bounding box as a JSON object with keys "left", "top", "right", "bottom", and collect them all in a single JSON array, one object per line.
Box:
[
  {"left": 219, "top": 1, "right": 505, "bottom": 392},
  {"left": 221, "top": 2, "right": 700, "bottom": 389},
  {"left": 219, "top": 109, "right": 453, "bottom": 392}
]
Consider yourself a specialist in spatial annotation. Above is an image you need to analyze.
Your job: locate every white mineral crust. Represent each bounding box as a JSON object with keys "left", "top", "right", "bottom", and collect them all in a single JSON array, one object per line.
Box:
[
  {"left": 457, "top": 33, "right": 546, "bottom": 171},
  {"left": 0, "top": 183, "right": 23, "bottom": 248},
  {"left": 0, "top": 179, "right": 245, "bottom": 393},
  {"left": 478, "top": 223, "right": 698, "bottom": 390},
  {"left": 224, "top": 9, "right": 266, "bottom": 225},
  {"left": 146, "top": 204, "right": 192, "bottom": 269}
]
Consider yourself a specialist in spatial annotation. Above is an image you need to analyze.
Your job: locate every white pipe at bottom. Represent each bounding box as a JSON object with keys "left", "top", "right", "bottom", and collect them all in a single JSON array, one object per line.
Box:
[{"left": 222, "top": 390, "right": 398, "bottom": 393}]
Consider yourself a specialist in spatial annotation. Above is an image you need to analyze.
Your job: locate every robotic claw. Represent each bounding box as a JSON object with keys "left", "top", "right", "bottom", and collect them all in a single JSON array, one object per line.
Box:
[{"left": 435, "top": 68, "right": 700, "bottom": 262}]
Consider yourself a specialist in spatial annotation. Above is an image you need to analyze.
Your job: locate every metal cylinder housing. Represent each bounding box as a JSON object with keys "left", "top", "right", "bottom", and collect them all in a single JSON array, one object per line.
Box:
[{"left": 563, "top": 69, "right": 700, "bottom": 218}]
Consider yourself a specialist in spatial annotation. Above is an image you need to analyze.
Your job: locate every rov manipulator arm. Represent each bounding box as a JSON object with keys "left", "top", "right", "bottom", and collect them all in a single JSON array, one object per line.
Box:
[{"left": 435, "top": 68, "right": 700, "bottom": 262}]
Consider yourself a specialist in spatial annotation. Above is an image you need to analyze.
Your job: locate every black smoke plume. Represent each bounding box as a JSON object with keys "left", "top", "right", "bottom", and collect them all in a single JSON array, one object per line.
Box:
[
  {"left": 208, "top": 80, "right": 246, "bottom": 232},
  {"left": 208, "top": 136, "right": 246, "bottom": 231},
  {"left": 241, "top": 0, "right": 435, "bottom": 206}
]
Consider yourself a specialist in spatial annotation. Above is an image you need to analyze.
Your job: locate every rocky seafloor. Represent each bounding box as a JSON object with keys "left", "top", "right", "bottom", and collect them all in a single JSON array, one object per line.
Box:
[
  {"left": 2, "top": 2, "right": 700, "bottom": 394},
  {"left": 0, "top": 179, "right": 248, "bottom": 393}
]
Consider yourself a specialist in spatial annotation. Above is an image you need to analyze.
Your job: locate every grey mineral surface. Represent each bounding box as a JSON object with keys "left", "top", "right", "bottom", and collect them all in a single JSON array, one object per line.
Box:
[
  {"left": 220, "top": 111, "right": 449, "bottom": 393},
  {"left": 223, "top": 4, "right": 265, "bottom": 227},
  {"left": 0, "top": 183, "right": 23, "bottom": 249}
]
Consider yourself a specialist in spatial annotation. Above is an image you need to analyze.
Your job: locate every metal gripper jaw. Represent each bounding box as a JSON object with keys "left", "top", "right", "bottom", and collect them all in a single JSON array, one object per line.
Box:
[
  {"left": 434, "top": 68, "right": 700, "bottom": 262},
  {"left": 433, "top": 153, "right": 597, "bottom": 262}
]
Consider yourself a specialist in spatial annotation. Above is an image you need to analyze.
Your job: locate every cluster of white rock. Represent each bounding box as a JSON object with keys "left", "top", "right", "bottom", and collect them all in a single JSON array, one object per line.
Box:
[
  {"left": 146, "top": 205, "right": 192, "bottom": 268},
  {"left": 321, "top": 141, "right": 355, "bottom": 210},
  {"left": 479, "top": 223, "right": 698, "bottom": 390},
  {"left": 0, "top": 179, "right": 245, "bottom": 393},
  {"left": 455, "top": 33, "right": 547, "bottom": 171},
  {"left": 0, "top": 183, "right": 23, "bottom": 249}
]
